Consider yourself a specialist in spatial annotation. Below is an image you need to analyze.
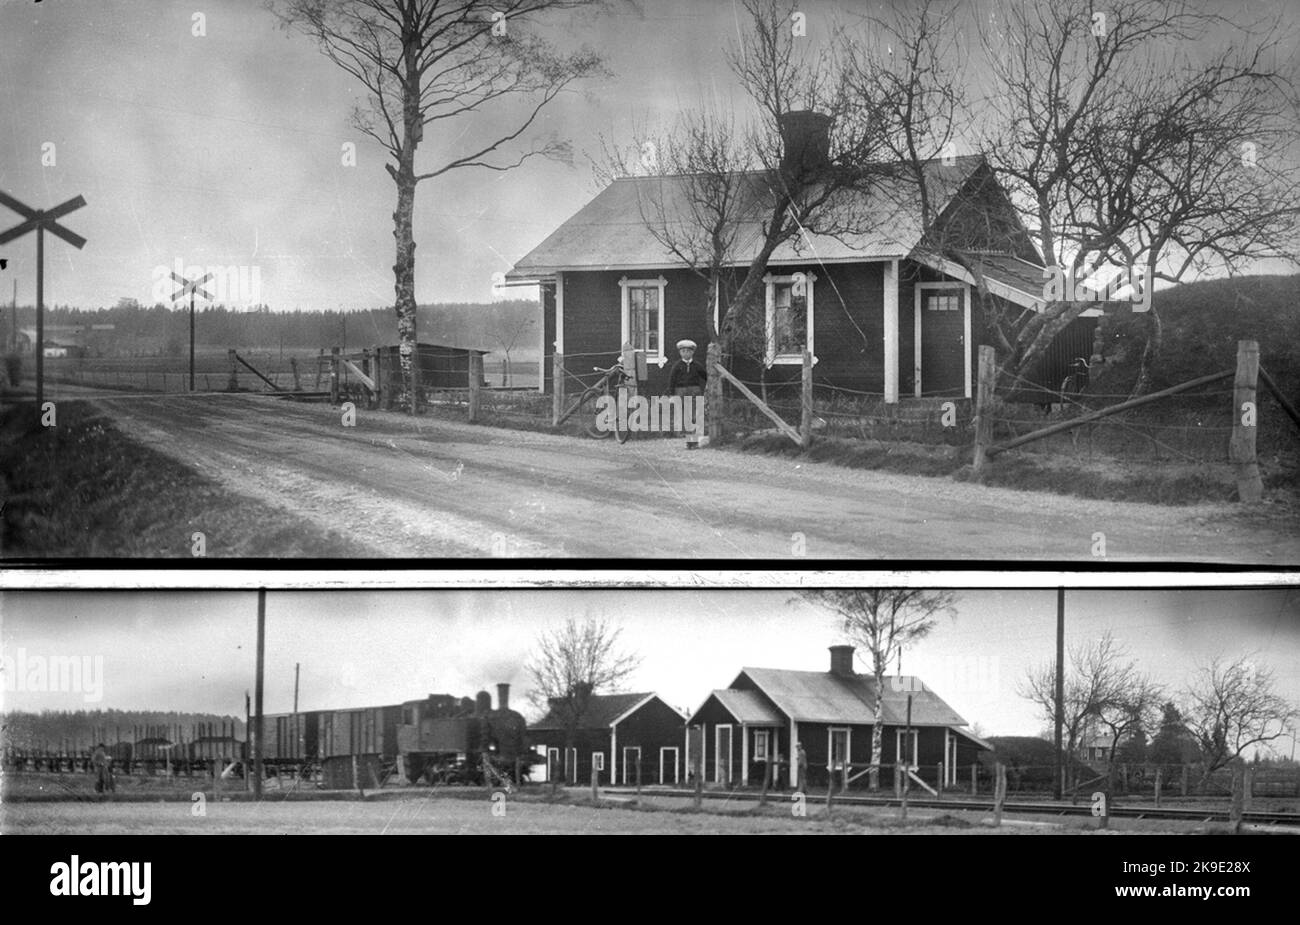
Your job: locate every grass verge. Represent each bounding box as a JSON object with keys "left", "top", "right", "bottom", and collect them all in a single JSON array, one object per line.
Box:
[
  {"left": 0, "top": 400, "right": 375, "bottom": 557},
  {"left": 731, "top": 431, "right": 1298, "bottom": 506}
]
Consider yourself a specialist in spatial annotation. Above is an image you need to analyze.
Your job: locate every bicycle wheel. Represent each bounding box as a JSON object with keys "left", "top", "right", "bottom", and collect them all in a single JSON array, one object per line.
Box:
[{"left": 580, "top": 386, "right": 614, "bottom": 439}]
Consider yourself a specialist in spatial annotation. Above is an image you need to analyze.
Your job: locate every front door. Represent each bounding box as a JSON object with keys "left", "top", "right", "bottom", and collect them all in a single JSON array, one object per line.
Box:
[
  {"left": 715, "top": 726, "right": 733, "bottom": 785},
  {"left": 920, "top": 287, "right": 966, "bottom": 396}
]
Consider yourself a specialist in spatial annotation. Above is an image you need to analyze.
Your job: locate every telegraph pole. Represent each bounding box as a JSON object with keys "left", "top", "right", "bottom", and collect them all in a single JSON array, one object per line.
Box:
[
  {"left": 254, "top": 589, "right": 266, "bottom": 799},
  {"left": 293, "top": 662, "right": 300, "bottom": 714},
  {"left": 1054, "top": 588, "right": 1065, "bottom": 801}
]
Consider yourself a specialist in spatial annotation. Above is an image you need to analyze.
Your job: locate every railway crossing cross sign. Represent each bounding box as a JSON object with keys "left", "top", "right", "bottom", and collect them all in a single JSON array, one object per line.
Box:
[
  {"left": 0, "top": 191, "right": 87, "bottom": 409},
  {"left": 170, "top": 270, "right": 214, "bottom": 391}
]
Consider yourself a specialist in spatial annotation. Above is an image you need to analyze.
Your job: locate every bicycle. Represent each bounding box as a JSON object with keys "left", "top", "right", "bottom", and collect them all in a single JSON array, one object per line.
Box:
[{"left": 574, "top": 360, "right": 633, "bottom": 443}]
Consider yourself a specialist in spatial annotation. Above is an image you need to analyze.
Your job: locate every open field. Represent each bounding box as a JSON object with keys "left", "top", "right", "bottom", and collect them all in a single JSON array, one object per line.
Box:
[{"left": 2, "top": 392, "right": 1296, "bottom": 559}]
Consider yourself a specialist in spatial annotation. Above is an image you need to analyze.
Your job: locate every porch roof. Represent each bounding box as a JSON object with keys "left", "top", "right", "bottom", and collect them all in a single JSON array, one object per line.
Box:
[
  {"left": 506, "top": 156, "right": 986, "bottom": 280},
  {"left": 703, "top": 689, "right": 784, "bottom": 726}
]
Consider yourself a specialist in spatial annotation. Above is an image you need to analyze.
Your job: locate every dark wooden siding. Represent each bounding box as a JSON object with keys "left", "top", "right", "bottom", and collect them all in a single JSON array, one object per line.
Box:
[
  {"left": 526, "top": 728, "right": 610, "bottom": 784},
  {"left": 611, "top": 697, "right": 685, "bottom": 785}
]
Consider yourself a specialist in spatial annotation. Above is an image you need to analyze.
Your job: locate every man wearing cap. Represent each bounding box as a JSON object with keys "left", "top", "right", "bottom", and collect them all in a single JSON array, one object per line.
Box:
[{"left": 667, "top": 339, "right": 707, "bottom": 448}]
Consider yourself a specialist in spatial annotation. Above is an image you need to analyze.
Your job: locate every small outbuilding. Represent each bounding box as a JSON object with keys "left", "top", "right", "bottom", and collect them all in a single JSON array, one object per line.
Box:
[{"left": 529, "top": 690, "right": 686, "bottom": 786}]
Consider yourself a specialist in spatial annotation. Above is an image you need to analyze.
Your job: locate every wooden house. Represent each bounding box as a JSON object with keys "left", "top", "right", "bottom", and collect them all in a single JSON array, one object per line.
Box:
[
  {"left": 507, "top": 111, "right": 1097, "bottom": 403},
  {"left": 528, "top": 691, "right": 686, "bottom": 786},
  {"left": 685, "top": 645, "right": 990, "bottom": 791}
]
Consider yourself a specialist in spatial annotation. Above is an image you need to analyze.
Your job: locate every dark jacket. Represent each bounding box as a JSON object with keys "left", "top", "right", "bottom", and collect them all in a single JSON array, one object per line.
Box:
[{"left": 668, "top": 358, "right": 707, "bottom": 391}]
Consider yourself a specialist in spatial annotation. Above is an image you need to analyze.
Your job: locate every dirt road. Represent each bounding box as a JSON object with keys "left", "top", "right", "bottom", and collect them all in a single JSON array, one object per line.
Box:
[{"left": 82, "top": 392, "right": 1296, "bottom": 561}]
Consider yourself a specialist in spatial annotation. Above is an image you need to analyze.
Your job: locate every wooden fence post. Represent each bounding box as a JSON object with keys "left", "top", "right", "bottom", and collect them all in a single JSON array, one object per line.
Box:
[
  {"left": 591, "top": 762, "right": 599, "bottom": 801},
  {"left": 1244, "top": 765, "right": 1254, "bottom": 811},
  {"left": 901, "top": 762, "right": 909, "bottom": 821},
  {"left": 551, "top": 352, "right": 564, "bottom": 427},
  {"left": 635, "top": 755, "right": 642, "bottom": 803},
  {"left": 330, "top": 347, "right": 341, "bottom": 405},
  {"left": 1154, "top": 767, "right": 1162, "bottom": 807},
  {"left": 993, "top": 762, "right": 1006, "bottom": 827},
  {"left": 1230, "top": 340, "right": 1263, "bottom": 502},
  {"left": 468, "top": 352, "right": 483, "bottom": 423},
  {"left": 693, "top": 745, "right": 703, "bottom": 810},
  {"left": 800, "top": 349, "right": 814, "bottom": 449},
  {"left": 227, "top": 349, "right": 238, "bottom": 391},
  {"left": 290, "top": 356, "right": 301, "bottom": 391},
  {"left": 971, "top": 763, "right": 977, "bottom": 795},
  {"left": 972, "top": 345, "right": 996, "bottom": 474},
  {"left": 1230, "top": 761, "right": 1245, "bottom": 834},
  {"left": 1181, "top": 764, "right": 1189, "bottom": 796},
  {"left": 707, "top": 341, "right": 723, "bottom": 441}
]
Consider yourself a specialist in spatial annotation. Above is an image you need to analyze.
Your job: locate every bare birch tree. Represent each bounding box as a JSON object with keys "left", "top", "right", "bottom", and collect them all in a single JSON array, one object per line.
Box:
[
  {"left": 271, "top": 0, "right": 603, "bottom": 412},
  {"left": 797, "top": 589, "right": 956, "bottom": 790}
]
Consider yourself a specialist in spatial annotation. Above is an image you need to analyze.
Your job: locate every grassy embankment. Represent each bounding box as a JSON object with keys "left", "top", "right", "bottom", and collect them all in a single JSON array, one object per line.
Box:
[{"left": 0, "top": 400, "right": 374, "bottom": 557}]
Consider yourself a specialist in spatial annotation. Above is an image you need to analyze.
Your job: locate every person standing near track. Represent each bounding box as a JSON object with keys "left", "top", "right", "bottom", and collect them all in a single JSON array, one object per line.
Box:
[
  {"left": 92, "top": 742, "right": 115, "bottom": 794},
  {"left": 667, "top": 338, "right": 707, "bottom": 449}
]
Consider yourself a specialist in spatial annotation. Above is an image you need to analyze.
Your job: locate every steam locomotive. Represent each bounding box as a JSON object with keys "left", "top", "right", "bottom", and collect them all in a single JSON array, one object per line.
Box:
[{"left": 262, "top": 682, "right": 532, "bottom": 788}]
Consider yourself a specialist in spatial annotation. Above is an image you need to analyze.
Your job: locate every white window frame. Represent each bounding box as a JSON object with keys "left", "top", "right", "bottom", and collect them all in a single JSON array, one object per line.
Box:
[
  {"left": 764, "top": 272, "right": 816, "bottom": 366},
  {"left": 619, "top": 275, "right": 668, "bottom": 367},
  {"left": 592, "top": 751, "right": 605, "bottom": 773},
  {"left": 913, "top": 281, "right": 972, "bottom": 399},
  {"left": 895, "top": 729, "right": 919, "bottom": 771},
  {"left": 752, "top": 729, "right": 771, "bottom": 762}
]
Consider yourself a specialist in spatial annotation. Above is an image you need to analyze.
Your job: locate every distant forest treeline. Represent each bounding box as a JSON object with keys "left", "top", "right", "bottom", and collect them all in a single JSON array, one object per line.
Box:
[
  {"left": 4, "top": 299, "right": 539, "bottom": 358},
  {"left": 2, "top": 710, "right": 246, "bottom": 750}
]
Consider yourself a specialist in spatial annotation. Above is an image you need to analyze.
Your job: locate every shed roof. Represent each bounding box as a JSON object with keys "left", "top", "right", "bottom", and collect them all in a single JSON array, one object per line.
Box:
[
  {"left": 736, "top": 667, "right": 969, "bottom": 727},
  {"left": 507, "top": 156, "right": 987, "bottom": 278},
  {"left": 530, "top": 692, "right": 658, "bottom": 731}
]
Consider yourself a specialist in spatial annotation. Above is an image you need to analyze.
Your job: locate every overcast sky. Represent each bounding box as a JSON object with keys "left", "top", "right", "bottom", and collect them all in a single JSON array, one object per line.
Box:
[
  {"left": 0, "top": 0, "right": 1294, "bottom": 311},
  {"left": 3, "top": 586, "right": 1297, "bottom": 754}
]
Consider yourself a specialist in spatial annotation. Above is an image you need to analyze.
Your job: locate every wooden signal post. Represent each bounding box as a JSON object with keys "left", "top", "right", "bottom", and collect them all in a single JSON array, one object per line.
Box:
[
  {"left": 170, "top": 271, "right": 214, "bottom": 391},
  {"left": 0, "top": 191, "right": 87, "bottom": 409}
]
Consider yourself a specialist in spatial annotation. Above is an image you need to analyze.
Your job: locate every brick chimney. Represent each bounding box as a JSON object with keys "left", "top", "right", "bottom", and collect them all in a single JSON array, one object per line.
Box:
[
  {"left": 779, "top": 110, "right": 833, "bottom": 179},
  {"left": 496, "top": 683, "right": 510, "bottom": 713},
  {"left": 829, "top": 645, "right": 855, "bottom": 677}
]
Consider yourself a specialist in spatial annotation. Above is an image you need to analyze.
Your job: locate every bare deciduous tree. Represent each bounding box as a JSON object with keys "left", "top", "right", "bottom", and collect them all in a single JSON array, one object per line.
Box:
[
  {"left": 797, "top": 589, "right": 956, "bottom": 790},
  {"left": 526, "top": 616, "right": 641, "bottom": 780},
  {"left": 1183, "top": 653, "right": 1296, "bottom": 777},
  {"left": 970, "top": 0, "right": 1300, "bottom": 391},
  {"left": 1021, "top": 631, "right": 1159, "bottom": 798},
  {"left": 271, "top": 0, "right": 604, "bottom": 412}
]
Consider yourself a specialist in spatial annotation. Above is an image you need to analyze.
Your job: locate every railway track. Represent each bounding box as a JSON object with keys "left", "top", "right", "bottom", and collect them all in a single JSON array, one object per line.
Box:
[{"left": 605, "top": 786, "right": 1300, "bottom": 827}]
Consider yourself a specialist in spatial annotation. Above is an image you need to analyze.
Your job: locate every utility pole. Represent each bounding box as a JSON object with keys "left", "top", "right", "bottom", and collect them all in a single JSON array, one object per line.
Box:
[
  {"left": 254, "top": 589, "right": 266, "bottom": 799},
  {"left": 293, "top": 662, "right": 300, "bottom": 714},
  {"left": 1054, "top": 587, "right": 1065, "bottom": 801}
]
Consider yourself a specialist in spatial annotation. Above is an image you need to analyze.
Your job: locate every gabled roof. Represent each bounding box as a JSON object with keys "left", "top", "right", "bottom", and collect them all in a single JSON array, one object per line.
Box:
[
  {"left": 735, "top": 667, "right": 969, "bottom": 727},
  {"left": 530, "top": 692, "right": 662, "bottom": 732},
  {"left": 704, "top": 688, "right": 784, "bottom": 725},
  {"left": 507, "top": 156, "right": 987, "bottom": 278}
]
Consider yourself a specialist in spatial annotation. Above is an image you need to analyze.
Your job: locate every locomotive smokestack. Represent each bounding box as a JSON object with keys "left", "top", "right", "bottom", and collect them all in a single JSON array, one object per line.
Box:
[
  {"left": 475, "top": 690, "right": 491, "bottom": 714},
  {"left": 496, "top": 683, "right": 510, "bottom": 713}
]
